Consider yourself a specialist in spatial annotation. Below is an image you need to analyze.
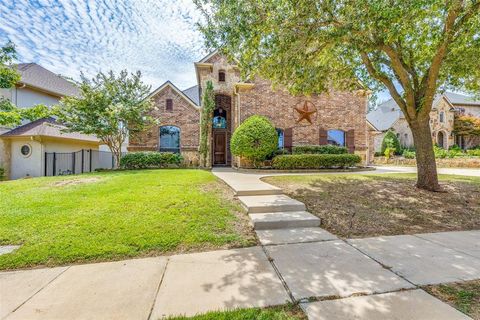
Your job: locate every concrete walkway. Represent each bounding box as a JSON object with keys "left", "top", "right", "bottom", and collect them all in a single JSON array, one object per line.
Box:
[{"left": 1, "top": 168, "right": 479, "bottom": 320}]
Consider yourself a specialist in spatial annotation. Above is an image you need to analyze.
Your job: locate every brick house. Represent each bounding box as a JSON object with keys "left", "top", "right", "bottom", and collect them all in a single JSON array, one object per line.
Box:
[
  {"left": 368, "top": 92, "right": 480, "bottom": 153},
  {"left": 129, "top": 51, "right": 371, "bottom": 166}
]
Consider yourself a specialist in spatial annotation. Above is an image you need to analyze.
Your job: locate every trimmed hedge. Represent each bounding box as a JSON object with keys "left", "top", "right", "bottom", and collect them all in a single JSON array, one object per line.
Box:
[
  {"left": 120, "top": 152, "right": 183, "bottom": 169},
  {"left": 0, "top": 167, "right": 4, "bottom": 181},
  {"left": 292, "top": 145, "right": 348, "bottom": 154},
  {"left": 272, "top": 154, "right": 361, "bottom": 169}
]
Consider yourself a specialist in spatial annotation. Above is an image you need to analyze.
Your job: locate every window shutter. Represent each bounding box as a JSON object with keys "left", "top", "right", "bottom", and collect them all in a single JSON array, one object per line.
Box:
[
  {"left": 346, "top": 129, "right": 355, "bottom": 153},
  {"left": 166, "top": 99, "right": 173, "bottom": 111},
  {"left": 284, "top": 128, "right": 293, "bottom": 152},
  {"left": 319, "top": 128, "right": 328, "bottom": 145}
]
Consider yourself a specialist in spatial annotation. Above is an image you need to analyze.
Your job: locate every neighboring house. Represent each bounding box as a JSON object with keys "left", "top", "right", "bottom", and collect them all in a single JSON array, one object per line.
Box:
[
  {"left": 367, "top": 92, "right": 480, "bottom": 153},
  {"left": 0, "top": 118, "right": 100, "bottom": 179},
  {"left": 0, "top": 63, "right": 79, "bottom": 108},
  {"left": 129, "top": 51, "right": 371, "bottom": 166},
  {"left": 0, "top": 63, "right": 100, "bottom": 180}
]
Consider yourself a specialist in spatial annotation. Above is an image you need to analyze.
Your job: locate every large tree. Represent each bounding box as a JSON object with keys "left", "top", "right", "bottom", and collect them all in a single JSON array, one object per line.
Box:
[
  {"left": 195, "top": 0, "right": 480, "bottom": 191},
  {"left": 56, "top": 70, "right": 154, "bottom": 167}
]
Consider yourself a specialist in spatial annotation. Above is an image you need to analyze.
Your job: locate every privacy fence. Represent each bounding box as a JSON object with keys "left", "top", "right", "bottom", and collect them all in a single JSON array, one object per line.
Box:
[{"left": 44, "top": 149, "right": 126, "bottom": 176}]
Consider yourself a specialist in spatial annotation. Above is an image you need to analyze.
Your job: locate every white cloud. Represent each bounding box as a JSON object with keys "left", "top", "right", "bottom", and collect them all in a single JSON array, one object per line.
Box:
[{"left": 0, "top": 0, "right": 207, "bottom": 90}]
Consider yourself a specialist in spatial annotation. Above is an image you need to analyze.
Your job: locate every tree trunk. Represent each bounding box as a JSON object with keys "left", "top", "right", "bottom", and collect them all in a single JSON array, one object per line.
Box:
[{"left": 409, "top": 118, "right": 441, "bottom": 191}]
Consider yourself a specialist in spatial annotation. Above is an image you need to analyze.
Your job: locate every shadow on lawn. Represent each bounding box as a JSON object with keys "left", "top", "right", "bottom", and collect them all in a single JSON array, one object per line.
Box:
[{"left": 281, "top": 176, "right": 480, "bottom": 238}]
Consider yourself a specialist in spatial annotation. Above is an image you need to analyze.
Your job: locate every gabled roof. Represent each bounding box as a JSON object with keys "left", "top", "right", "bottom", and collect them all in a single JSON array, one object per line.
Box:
[
  {"left": 198, "top": 50, "right": 219, "bottom": 63},
  {"left": 1, "top": 117, "right": 100, "bottom": 143},
  {"left": 182, "top": 85, "right": 200, "bottom": 106},
  {"left": 367, "top": 91, "right": 479, "bottom": 131},
  {"left": 147, "top": 81, "right": 200, "bottom": 109},
  {"left": 16, "top": 63, "right": 79, "bottom": 97},
  {"left": 444, "top": 92, "right": 480, "bottom": 106},
  {"left": 366, "top": 99, "right": 403, "bottom": 131}
]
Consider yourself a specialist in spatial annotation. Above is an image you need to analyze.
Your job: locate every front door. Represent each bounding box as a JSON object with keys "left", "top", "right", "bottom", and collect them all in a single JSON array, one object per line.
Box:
[{"left": 213, "top": 132, "right": 227, "bottom": 165}]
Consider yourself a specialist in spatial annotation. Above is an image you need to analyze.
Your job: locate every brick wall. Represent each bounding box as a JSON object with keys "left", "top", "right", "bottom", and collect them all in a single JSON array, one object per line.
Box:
[
  {"left": 128, "top": 84, "right": 200, "bottom": 165},
  {"left": 239, "top": 78, "right": 369, "bottom": 152}
]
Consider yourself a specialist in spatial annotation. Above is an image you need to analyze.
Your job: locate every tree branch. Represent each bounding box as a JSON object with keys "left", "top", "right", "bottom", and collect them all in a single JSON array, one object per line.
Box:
[{"left": 361, "top": 52, "right": 411, "bottom": 120}]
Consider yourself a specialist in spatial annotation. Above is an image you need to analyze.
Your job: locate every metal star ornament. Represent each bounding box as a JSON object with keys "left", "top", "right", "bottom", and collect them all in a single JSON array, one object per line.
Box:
[{"left": 294, "top": 101, "right": 317, "bottom": 124}]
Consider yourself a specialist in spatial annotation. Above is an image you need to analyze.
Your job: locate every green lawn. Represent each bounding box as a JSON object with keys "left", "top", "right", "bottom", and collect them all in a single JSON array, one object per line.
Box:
[
  {"left": 264, "top": 173, "right": 480, "bottom": 238},
  {"left": 166, "top": 305, "right": 306, "bottom": 320},
  {"left": 0, "top": 169, "right": 255, "bottom": 270}
]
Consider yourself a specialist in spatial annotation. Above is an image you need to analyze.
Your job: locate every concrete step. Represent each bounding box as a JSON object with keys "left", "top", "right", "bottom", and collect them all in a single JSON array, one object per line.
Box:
[
  {"left": 238, "top": 195, "right": 306, "bottom": 213},
  {"left": 236, "top": 188, "right": 283, "bottom": 196},
  {"left": 250, "top": 211, "right": 321, "bottom": 230},
  {"left": 256, "top": 227, "right": 337, "bottom": 245}
]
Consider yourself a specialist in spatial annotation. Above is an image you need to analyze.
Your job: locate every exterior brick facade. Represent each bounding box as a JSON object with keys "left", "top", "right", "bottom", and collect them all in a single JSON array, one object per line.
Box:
[
  {"left": 128, "top": 83, "right": 201, "bottom": 166},
  {"left": 129, "top": 52, "right": 370, "bottom": 166}
]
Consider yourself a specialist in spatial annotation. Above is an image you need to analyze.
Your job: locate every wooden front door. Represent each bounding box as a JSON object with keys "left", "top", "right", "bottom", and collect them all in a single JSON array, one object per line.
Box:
[{"left": 213, "top": 131, "right": 227, "bottom": 165}]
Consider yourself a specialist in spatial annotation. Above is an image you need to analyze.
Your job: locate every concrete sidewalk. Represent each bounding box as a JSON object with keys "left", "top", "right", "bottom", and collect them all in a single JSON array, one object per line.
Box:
[{"left": 2, "top": 231, "right": 478, "bottom": 319}]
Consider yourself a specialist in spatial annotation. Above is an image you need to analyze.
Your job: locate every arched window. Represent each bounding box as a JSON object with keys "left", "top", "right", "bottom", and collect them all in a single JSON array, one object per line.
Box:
[
  {"left": 439, "top": 111, "right": 445, "bottom": 123},
  {"left": 276, "top": 128, "right": 284, "bottom": 149},
  {"left": 159, "top": 126, "right": 180, "bottom": 153},
  {"left": 327, "top": 129, "right": 345, "bottom": 146},
  {"left": 218, "top": 70, "right": 226, "bottom": 82},
  {"left": 212, "top": 107, "right": 227, "bottom": 129}
]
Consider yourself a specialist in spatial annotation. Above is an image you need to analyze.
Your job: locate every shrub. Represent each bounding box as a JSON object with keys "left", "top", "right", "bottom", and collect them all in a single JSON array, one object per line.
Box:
[
  {"left": 292, "top": 145, "right": 348, "bottom": 154},
  {"left": 272, "top": 154, "right": 361, "bottom": 169},
  {"left": 384, "top": 147, "right": 396, "bottom": 159},
  {"left": 230, "top": 115, "right": 278, "bottom": 165},
  {"left": 381, "top": 130, "right": 402, "bottom": 155},
  {"left": 434, "top": 145, "right": 448, "bottom": 159},
  {"left": 467, "top": 149, "right": 480, "bottom": 157},
  {"left": 0, "top": 167, "right": 4, "bottom": 181},
  {"left": 374, "top": 151, "right": 383, "bottom": 157},
  {"left": 267, "top": 148, "right": 290, "bottom": 160},
  {"left": 120, "top": 152, "right": 183, "bottom": 169},
  {"left": 402, "top": 149, "right": 416, "bottom": 159}
]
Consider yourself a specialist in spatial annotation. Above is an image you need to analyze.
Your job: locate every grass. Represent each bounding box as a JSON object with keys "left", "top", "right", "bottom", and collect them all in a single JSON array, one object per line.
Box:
[
  {"left": 166, "top": 304, "right": 306, "bottom": 320},
  {"left": 0, "top": 169, "right": 255, "bottom": 270},
  {"left": 424, "top": 280, "right": 480, "bottom": 319},
  {"left": 264, "top": 173, "right": 480, "bottom": 238}
]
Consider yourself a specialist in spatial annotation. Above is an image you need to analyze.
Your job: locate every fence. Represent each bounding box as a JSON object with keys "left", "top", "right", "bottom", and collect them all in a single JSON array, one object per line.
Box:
[{"left": 44, "top": 149, "right": 125, "bottom": 176}]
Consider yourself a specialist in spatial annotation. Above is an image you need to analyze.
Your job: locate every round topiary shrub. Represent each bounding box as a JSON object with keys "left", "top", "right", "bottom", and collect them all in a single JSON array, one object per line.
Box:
[{"left": 230, "top": 115, "right": 278, "bottom": 166}]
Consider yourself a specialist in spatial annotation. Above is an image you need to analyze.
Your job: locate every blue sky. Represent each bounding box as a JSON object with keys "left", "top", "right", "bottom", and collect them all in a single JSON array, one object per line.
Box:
[{"left": 0, "top": 0, "right": 206, "bottom": 91}]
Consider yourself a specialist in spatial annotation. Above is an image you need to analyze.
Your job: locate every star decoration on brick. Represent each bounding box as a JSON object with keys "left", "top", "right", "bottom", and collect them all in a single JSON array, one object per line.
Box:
[{"left": 294, "top": 101, "right": 317, "bottom": 124}]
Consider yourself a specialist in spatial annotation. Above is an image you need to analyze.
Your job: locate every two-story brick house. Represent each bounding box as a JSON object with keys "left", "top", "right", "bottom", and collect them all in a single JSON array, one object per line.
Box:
[{"left": 129, "top": 51, "right": 371, "bottom": 166}]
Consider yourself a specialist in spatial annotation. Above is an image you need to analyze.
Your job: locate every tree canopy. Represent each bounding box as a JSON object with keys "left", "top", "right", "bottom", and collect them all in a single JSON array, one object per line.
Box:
[
  {"left": 56, "top": 70, "right": 155, "bottom": 166},
  {"left": 195, "top": 0, "right": 480, "bottom": 191},
  {"left": 0, "top": 41, "right": 20, "bottom": 89}
]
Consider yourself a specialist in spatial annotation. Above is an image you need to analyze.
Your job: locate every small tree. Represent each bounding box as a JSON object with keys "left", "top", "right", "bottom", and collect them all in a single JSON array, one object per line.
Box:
[
  {"left": 454, "top": 114, "right": 480, "bottom": 137},
  {"left": 57, "top": 70, "right": 154, "bottom": 167},
  {"left": 199, "top": 81, "right": 215, "bottom": 167},
  {"left": 230, "top": 115, "right": 278, "bottom": 167},
  {"left": 0, "top": 103, "right": 51, "bottom": 127},
  {"left": 381, "top": 130, "right": 402, "bottom": 155}
]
